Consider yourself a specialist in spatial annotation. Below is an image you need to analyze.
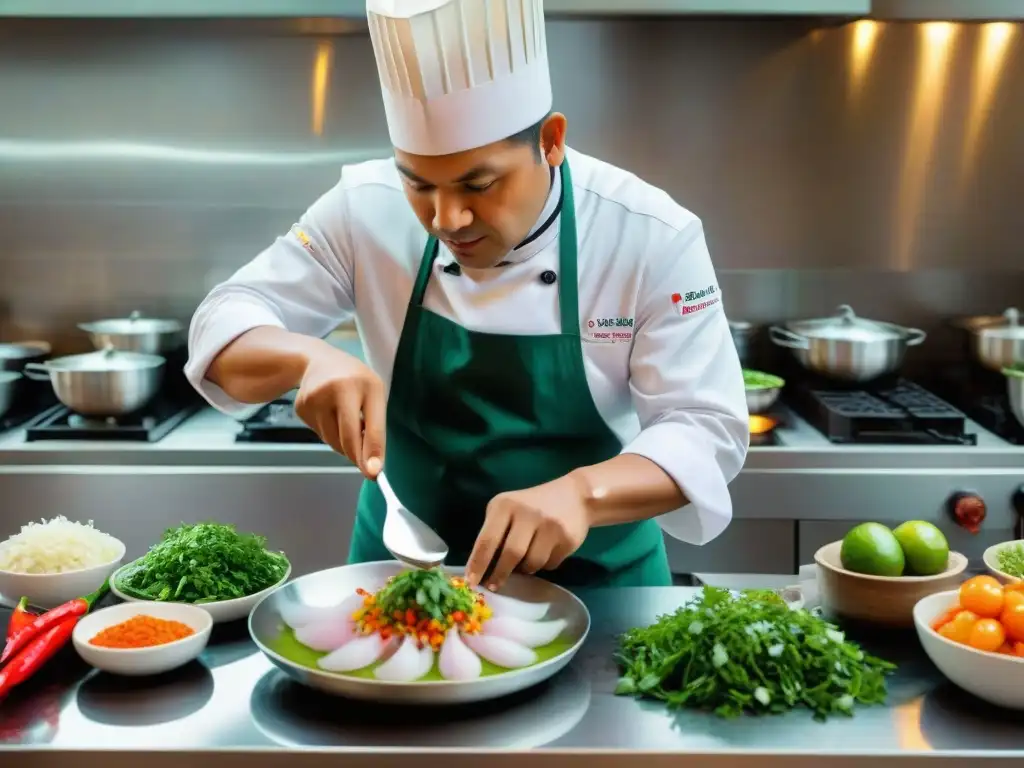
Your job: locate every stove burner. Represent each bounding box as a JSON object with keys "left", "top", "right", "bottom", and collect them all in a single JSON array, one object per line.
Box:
[
  {"left": 237, "top": 400, "right": 321, "bottom": 443},
  {"left": 25, "top": 400, "right": 200, "bottom": 442},
  {"left": 787, "top": 379, "right": 976, "bottom": 445}
]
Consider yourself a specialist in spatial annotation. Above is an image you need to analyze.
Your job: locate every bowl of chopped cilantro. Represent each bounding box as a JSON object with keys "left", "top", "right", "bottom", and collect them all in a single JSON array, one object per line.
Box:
[
  {"left": 110, "top": 522, "right": 291, "bottom": 624},
  {"left": 983, "top": 540, "right": 1024, "bottom": 584}
]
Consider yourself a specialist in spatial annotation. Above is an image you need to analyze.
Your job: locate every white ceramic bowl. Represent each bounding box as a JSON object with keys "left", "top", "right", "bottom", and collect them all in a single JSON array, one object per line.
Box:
[
  {"left": 0, "top": 537, "right": 126, "bottom": 609},
  {"left": 913, "top": 590, "right": 1024, "bottom": 710},
  {"left": 73, "top": 601, "right": 212, "bottom": 676},
  {"left": 983, "top": 540, "right": 1024, "bottom": 583},
  {"left": 109, "top": 560, "right": 292, "bottom": 624}
]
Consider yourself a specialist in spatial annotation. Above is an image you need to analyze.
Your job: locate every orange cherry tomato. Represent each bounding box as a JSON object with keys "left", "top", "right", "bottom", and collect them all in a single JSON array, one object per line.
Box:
[
  {"left": 1000, "top": 601, "right": 1024, "bottom": 643},
  {"left": 996, "top": 642, "right": 1015, "bottom": 655},
  {"left": 939, "top": 609, "right": 979, "bottom": 644},
  {"left": 1014, "top": 642, "right": 1024, "bottom": 658},
  {"left": 959, "top": 576, "right": 1005, "bottom": 618},
  {"left": 1004, "top": 590, "right": 1024, "bottom": 611},
  {"left": 968, "top": 618, "right": 1006, "bottom": 652},
  {"left": 930, "top": 606, "right": 962, "bottom": 632}
]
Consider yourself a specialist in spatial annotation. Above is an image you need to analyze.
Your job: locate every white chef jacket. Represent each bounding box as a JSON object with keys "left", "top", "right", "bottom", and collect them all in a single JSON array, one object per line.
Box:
[{"left": 186, "top": 146, "right": 750, "bottom": 546}]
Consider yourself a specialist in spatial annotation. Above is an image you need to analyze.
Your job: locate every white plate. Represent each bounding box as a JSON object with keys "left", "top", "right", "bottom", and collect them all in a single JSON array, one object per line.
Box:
[
  {"left": 248, "top": 561, "right": 590, "bottom": 705},
  {"left": 914, "top": 590, "right": 1024, "bottom": 710},
  {"left": 110, "top": 560, "right": 292, "bottom": 624},
  {"left": 73, "top": 601, "right": 212, "bottom": 676},
  {"left": 0, "top": 537, "right": 125, "bottom": 609}
]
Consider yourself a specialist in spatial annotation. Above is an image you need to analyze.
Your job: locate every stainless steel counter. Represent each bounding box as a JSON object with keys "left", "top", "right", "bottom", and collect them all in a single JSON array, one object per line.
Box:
[{"left": 3, "top": 587, "right": 1024, "bottom": 767}]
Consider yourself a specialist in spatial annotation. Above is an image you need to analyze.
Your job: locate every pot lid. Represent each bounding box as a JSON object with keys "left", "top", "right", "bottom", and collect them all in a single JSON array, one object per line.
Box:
[
  {"left": 0, "top": 342, "right": 48, "bottom": 360},
  {"left": 78, "top": 310, "right": 184, "bottom": 335},
  {"left": 791, "top": 305, "right": 901, "bottom": 341},
  {"left": 46, "top": 347, "right": 165, "bottom": 372},
  {"left": 981, "top": 307, "right": 1024, "bottom": 340}
]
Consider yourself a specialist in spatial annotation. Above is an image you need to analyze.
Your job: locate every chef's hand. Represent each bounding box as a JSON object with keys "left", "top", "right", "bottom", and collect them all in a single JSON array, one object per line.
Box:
[
  {"left": 294, "top": 348, "right": 385, "bottom": 479},
  {"left": 465, "top": 473, "right": 591, "bottom": 591}
]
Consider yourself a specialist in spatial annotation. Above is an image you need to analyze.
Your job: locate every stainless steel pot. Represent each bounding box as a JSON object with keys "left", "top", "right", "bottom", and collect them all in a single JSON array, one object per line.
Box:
[
  {"left": 769, "top": 304, "right": 927, "bottom": 383},
  {"left": 22, "top": 346, "right": 165, "bottom": 416},
  {"left": 0, "top": 371, "right": 21, "bottom": 418},
  {"left": 78, "top": 310, "right": 186, "bottom": 355},
  {"left": 955, "top": 308, "right": 1024, "bottom": 372},
  {"left": 0, "top": 341, "right": 51, "bottom": 372},
  {"left": 729, "top": 320, "right": 756, "bottom": 367}
]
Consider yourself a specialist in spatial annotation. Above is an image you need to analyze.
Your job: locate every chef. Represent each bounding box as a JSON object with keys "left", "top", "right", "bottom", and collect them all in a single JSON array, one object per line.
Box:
[{"left": 185, "top": 0, "right": 749, "bottom": 590}]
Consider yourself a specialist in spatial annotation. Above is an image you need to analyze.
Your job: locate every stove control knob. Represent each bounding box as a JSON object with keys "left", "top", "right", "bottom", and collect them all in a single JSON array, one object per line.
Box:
[{"left": 947, "top": 491, "right": 986, "bottom": 534}]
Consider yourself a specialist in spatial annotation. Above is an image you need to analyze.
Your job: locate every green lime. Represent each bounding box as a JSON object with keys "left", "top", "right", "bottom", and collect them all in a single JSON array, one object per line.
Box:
[
  {"left": 840, "top": 522, "right": 905, "bottom": 577},
  {"left": 893, "top": 520, "right": 949, "bottom": 576}
]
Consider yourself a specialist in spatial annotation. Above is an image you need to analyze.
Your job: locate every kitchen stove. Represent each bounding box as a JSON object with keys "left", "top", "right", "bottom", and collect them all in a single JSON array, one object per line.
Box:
[
  {"left": 932, "top": 365, "right": 1024, "bottom": 446},
  {"left": 0, "top": 386, "right": 58, "bottom": 433},
  {"left": 236, "top": 400, "right": 320, "bottom": 443},
  {"left": 784, "top": 374, "right": 976, "bottom": 445},
  {"left": 24, "top": 398, "right": 201, "bottom": 442}
]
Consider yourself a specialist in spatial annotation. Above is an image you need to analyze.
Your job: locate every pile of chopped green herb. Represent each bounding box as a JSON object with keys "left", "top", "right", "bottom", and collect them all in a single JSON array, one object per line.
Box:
[
  {"left": 614, "top": 586, "right": 896, "bottom": 721},
  {"left": 375, "top": 568, "right": 478, "bottom": 622},
  {"left": 116, "top": 522, "right": 289, "bottom": 603},
  {"left": 996, "top": 544, "right": 1024, "bottom": 578}
]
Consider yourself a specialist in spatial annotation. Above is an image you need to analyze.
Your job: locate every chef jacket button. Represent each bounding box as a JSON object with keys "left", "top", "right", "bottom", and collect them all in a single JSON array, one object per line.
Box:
[
  {"left": 443, "top": 262, "right": 462, "bottom": 276},
  {"left": 540, "top": 270, "right": 557, "bottom": 285}
]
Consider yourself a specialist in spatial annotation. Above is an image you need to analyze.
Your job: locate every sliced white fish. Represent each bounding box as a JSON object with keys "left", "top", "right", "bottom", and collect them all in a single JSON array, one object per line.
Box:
[
  {"left": 476, "top": 589, "right": 550, "bottom": 622},
  {"left": 317, "top": 635, "right": 393, "bottom": 672},
  {"left": 374, "top": 636, "right": 428, "bottom": 682},
  {"left": 280, "top": 593, "right": 364, "bottom": 630},
  {"left": 294, "top": 615, "right": 356, "bottom": 652},
  {"left": 484, "top": 616, "right": 567, "bottom": 648},
  {"left": 462, "top": 632, "right": 537, "bottom": 669},
  {"left": 438, "top": 628, "right": 482, "bottom": 681}
]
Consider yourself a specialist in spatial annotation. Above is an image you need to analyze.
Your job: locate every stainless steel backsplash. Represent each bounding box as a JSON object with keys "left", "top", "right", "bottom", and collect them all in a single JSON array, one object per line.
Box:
[{"left": 0, "top": 18, "right": 1021, "bottom": 360}]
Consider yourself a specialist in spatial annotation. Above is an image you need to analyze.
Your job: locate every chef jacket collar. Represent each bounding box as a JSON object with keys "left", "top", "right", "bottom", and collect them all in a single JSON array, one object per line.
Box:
[{"left": 439, "top": 164, "right": 561, "bottom": 270}]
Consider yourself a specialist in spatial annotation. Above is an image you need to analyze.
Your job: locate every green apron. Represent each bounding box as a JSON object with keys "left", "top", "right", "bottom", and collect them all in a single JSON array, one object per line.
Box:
[{"left": 347, "top": 160, "right": 671, "bottom": 588}]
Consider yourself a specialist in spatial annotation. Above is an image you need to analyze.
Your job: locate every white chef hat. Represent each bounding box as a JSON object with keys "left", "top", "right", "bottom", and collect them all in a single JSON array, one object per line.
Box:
[{"left": 366, "top": 0, "right": 552, "bottom": 157}]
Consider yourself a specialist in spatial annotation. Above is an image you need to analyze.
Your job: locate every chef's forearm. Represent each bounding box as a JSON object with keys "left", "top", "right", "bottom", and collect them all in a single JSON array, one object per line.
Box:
[
  {"left": 206, "top": 326, "right": 324, "bottom": 404},
  {"left": 571, "top": 454, "right": 688, "bottom": 527}
]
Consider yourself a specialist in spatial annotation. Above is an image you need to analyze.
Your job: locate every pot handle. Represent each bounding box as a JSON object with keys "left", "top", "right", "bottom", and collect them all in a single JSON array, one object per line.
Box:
[
  {"left": 768, "top": 326, "right": 810, "bottom": 350},
  {"left": 22, "top": 362, "right": 52, "bottom": 381},
  {"left": 904, "top": 328, "right": 927, "bottom": 346}
]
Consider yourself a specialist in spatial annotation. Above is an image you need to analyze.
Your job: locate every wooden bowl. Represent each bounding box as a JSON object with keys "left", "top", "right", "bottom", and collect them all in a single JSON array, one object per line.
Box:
[{"left": 814, "top": 540, "right": 968, "bottom": 628}]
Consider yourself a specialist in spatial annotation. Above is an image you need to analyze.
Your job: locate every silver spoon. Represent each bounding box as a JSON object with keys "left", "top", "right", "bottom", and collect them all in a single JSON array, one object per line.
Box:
[{"left": 378, "top": 470, "right": 448, "bottom": 570}]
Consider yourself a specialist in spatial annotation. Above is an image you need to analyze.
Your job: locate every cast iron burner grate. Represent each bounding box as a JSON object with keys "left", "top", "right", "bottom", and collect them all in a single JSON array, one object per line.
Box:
[
  {"left": 24, "top": 400, "right": 200, "bottom": 442},
  {"left": 790, "top": 379, "right": 976, "bottom": 445},
  {"left": 236, "top": 400, "right": 321, "bottom": 443}
]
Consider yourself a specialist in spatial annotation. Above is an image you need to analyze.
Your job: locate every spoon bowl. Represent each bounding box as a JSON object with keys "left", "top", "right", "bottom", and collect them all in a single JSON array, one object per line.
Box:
[{"left": 377, "top": 471, "right": 448, "bottom": 569}]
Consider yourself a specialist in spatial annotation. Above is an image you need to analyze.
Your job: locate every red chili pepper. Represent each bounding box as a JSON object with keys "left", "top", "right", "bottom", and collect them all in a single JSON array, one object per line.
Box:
[
  {"left": 6, "top": 598, "right": 37, "bottom": 641},
  {"left": 0, "top": 617, "right": 76, "bottom": 700},
  {"left": 0, "top": 581, "right": 107, "bottom": 668}
]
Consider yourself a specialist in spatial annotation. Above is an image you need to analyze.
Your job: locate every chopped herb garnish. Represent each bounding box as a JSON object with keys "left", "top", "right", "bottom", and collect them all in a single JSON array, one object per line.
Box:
[
  {"left": 997, "top": 544, "right": 1024, "bottom": 578},
  {"left": 614, "top": 586, "right": 896, "bottom": 721},
  {"left": 115, "top": 522, "right": 289, "bottom": 603}
]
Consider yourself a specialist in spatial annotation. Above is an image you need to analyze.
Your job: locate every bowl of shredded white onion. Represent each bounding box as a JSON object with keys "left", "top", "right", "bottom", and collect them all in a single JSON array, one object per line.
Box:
[{"left": 0, "top": 516, "right": 125, "bottom": 608}]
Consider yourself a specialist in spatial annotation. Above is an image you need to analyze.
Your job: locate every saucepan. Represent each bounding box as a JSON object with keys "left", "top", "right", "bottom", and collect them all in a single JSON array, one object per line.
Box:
[
  {"left": 78, "top": 310, "right": 186, "bottom": 355},
  {"left": 742, "top": 369, "right": 784, "bottom": 414},
  {"left": 0, "top": 371, "right": 21, "bottom": 419},
  {"left": 952, "top": 308, "right": 1024, "bottom": 372},
  {"left": 22, "top": 345, "right": 165, "bottom": 417},
  {"left": 769, "top": 304, "right": 927, "bottom": 383},
  {"left": 728, "top": 320, "right": 757, "bottom": 368},
  {"left": 0, "top": 340, "right": 51, "bottom": 373},
  {"left": 1005, "top": 366, "right": 1024, "bottom": 432}
]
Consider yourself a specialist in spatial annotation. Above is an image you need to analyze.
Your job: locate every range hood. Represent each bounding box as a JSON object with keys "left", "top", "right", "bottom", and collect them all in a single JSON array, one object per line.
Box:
[
  {"left": 869, "top": 0, "right": 1024, "bottom": 20},
  {"left": 0, "top": 0, "right": 870, "bottom": 18}
]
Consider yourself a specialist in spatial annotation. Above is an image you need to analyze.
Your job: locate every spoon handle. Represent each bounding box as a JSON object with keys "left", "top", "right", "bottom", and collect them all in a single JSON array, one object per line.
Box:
[{"left": 377, "top": 471, "right": 400, "bottom": 509}]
